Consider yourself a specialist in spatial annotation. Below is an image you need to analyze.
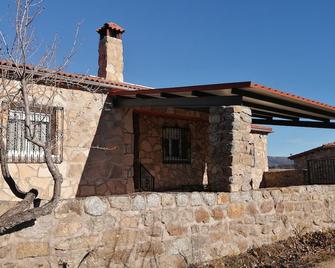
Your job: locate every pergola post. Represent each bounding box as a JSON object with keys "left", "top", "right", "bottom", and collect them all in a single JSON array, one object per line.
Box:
[{"left": 208, "top": 106, "right": 253, "bottom": 192}]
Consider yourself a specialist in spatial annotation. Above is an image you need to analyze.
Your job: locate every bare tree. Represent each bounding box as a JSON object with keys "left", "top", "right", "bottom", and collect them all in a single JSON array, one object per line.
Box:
[{"left": 0, "top": 0, "right": 83, "bottom": 233}]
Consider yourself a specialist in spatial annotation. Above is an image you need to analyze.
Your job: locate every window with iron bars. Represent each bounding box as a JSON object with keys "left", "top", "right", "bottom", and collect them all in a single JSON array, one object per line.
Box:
[
  {"left": 3, "top": 104, "right": 64, "bottom": 164},
  {"left": 162, "top": 127, "right": 191, "bottom": 163}
]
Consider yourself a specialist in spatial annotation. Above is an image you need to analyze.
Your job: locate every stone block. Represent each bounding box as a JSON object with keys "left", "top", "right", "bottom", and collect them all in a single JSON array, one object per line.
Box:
[
  {"left": 191, "top": 192, "right": 203, "bottom": 206},
  {"left": 260, "top": 200, "right": 274, "bottom": 214},
  {"left": 16, "top": 242, "right": 49, "bottom": 259},
  {"left": 217, "top": 193, "right": 229, "bottom": 205},
  {"left": 211, "top": 207, "right": 224, "bottom": 220},
  {"left": 195, "top": 207, "right": 210, "bottom": 223},
  {"left": 54, "top": 222, "right": 82, "bottom": 237},
  {"left": 55, "top": 235, "right": 99, "bottom": 251},
  {"left": 84, "top": 196, "right": 109, "bottom": 216},
  {"left": 158, "top": 255, "right": 187, "bottom": 268},
  {"left": 227, "top": 203, "right": 245, "bottom": 219},
  {"left": 137, "top": 241, "right": 164, "bottom": 257},
  {"left": 0, "top": 246, "right": 10, "bottom": 259},
  {"left": 161, "top": 194, "right": 175, "bottom": 207},
  {"left": 54, "top": 199, "right": 82, "bottom": 219},
  {"left": 147, "top": 193, "right": 161, "bottom": 208},
  {"left": 109, "top": 196, "right": 131, "bottom": 211},
  {"left": 176, "top": 193, "right": 189, "bottom": 207},
  {"left": 202, "top": 193, "right": 216, "bottom": 206},
  {"left": 120, "top": 216, "right": 139, "bottom": 228},
  {"left": 132, "top": 195, "right": 146, "bottom": 210},
  {"left": 166, "top": 224, "right": 188, "bottom": 236}
]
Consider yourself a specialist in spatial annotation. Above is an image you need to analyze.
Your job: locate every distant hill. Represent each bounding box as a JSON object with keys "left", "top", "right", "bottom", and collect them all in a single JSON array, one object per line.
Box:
[{"left": 268, "top": 156, "right": 294, "bottom": 169}]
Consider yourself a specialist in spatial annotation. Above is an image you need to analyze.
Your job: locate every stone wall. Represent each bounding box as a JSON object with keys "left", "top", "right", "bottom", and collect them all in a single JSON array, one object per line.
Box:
[
  {"left": 0, "top": 85, "right": 134, "bottom": 201},
  {"left": 208, "top": 106, "right": 254, "bottom": 192},
  {"left": 292, "top": 148, "right": 335, "bottom": 169},
  {"left": 0, "top": 185, "right": 334, "bottom": 267},
  {"left": 136, "top": 108, "right": 269, "bottom": 192},
  {"left": 137, "top": 109, "right": 208, "bottom": 191},
  {"left": 250, "top": 132, "right": 269, "bottom": 189},
  {"left": 262, "top": 169, "right": 307, "bottom": 188}
]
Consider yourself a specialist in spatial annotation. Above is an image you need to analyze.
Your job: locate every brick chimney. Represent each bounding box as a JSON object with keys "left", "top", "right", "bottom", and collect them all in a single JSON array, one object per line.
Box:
[{"left": 97, "top": 22, "right": 125, "bottom": 82}]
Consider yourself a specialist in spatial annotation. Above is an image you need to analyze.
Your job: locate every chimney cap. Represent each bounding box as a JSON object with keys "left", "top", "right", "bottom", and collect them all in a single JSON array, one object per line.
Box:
[{"left": 97, "top": 22, "right": 125, "bottom": 34}]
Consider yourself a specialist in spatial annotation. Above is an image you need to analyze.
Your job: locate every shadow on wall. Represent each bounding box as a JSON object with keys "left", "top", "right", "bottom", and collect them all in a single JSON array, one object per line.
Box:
[
  {"left": 135, "top": 113, "right": 208, "bottom": 192},
  {"left": 260, "top": 169, "right": 308, "bottom": 188},
  {"left": 76, "top": 97, "right": 134, "bottom": 197}
]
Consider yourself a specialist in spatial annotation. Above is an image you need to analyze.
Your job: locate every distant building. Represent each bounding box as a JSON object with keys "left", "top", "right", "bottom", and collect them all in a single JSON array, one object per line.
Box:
[{"left": 289, "top": 142, "right": 335, "bottom": 169}]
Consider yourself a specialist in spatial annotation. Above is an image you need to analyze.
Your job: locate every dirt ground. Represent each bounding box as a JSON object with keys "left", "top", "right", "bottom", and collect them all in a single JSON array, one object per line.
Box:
[
  {"left": 315, "top": 258, "right": 335, "bottom": 268},
  {"left": 193, "top": 229, "right": 335, "bottom": 268}
]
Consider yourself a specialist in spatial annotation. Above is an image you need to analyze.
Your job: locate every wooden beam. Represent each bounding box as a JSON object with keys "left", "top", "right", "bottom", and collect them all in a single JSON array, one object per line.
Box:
[
  {"left": 133, "top": 109, "right": 208, "bottom": 123},
  {"left": 160, "top": 92, "right": 184, "bottom": 98},
  {"left": 252, "top": 119, "right": 335, "bottom": 129},
  {"left": 244, "top": 101, "right": 328, "bottom": 121},
  {"left": 252, "top": 110, "right": 299, "bottom": 121},
  {"left": 114, "top": 95, "right": 243, "bottom": 108},
  {"left": 192, "top": 90, "right": 216, "bottom": 97},
  {"left": 136, "top": 94, "right": 156, "bottom": 99}
]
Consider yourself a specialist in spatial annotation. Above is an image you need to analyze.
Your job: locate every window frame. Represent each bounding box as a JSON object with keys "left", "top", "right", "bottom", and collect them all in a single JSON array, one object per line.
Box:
[
  {"left": 2, "top": 102, "right": 64, "bottom": 164},
  {"left": 162, "top": 126, "right": 191, "bottom": 164}
]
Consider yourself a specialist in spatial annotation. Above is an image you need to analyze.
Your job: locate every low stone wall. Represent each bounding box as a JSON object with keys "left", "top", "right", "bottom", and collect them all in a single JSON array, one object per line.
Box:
[
  {"left": 262, "top": 169, "right": 307, "bottom": 188},
  {"left": 0, "top": 185, "right": 334, "bottom": 267}
]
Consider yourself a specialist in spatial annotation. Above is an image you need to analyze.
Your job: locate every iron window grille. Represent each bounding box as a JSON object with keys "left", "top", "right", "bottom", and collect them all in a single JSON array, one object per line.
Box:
[
  {"left": 2, "top": 103, "right": 64, "bottom": 164},
  {"left": 162, "top": 127, "right": 191, "bottom": 164}
]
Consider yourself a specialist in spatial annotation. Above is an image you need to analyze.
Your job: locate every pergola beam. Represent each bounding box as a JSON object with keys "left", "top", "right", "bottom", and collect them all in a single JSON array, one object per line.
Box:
[
  {"left": 252, "top": 110, "right": 299, "bottom": 121},
  {"left": 113, "top": 95, "right": 243, "bottom": 108},
  {"left": 252, "top": 119, "right": 335, "bottom": 129},
  {"left": 160, "top": 92, "right": 184, "bottom": 98},
  {"left": 244, "top": 101, "right": 328, "bottom": 121}
]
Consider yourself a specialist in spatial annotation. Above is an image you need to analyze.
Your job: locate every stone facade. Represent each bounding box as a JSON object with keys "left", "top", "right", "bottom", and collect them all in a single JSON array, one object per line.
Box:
[
  {"left": 136, "top": 107, "right": 269, "bottom": 192},
  {"left": 0, "top": 85, "right": 270, "bottom": 200},
  {"left": 137, "top": 108, "right": 208, "bottom": 191},
  {"left": 0, "top": 185, "right": 334, "bottom": 267},
  {"left": 0, "top": 85, "right": 134, "bottom": 201}
]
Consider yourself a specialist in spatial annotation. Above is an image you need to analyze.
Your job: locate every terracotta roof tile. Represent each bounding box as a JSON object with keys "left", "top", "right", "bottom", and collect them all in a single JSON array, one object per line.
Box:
[
  {"left": 0, "top": 60, "right": 150, "bottom": 91},
  {"left": 97, "top": 22, "right": 125, "bottom": 33}
]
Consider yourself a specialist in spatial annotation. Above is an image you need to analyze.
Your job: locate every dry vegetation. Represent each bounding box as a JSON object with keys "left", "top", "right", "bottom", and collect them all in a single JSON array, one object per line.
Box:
[{"left": 194, "top": 229, "right": 335, "bottom": 268}]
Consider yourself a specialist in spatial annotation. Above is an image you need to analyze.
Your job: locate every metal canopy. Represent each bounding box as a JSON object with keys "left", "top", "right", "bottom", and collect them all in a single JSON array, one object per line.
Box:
[{"left": 110, "top": 81, "right": 335, "bottom": 129}]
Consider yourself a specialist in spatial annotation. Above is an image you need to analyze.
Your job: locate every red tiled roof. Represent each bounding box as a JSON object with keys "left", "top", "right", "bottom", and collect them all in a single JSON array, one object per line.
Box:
[
  {"left": 97, "top": 22, "right": 125, "bottom": 33},
  {"left": 0, "top": 60, "right": 149, "bottom": 91},
  {"left": 289, "top": 142, "right": 335, "bottom": 159}
]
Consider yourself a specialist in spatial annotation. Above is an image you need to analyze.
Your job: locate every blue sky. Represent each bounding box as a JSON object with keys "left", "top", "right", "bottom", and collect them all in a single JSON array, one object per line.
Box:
[{"left": 0, "top": 0, "right": 334, "bottom": 156}]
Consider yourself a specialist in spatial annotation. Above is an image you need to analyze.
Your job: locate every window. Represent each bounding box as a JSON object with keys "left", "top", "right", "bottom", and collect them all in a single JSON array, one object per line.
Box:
[
  {"left": 5, "top": 104, "right": 64, "bottom": 163},
  {"left": 162, "top": 127, "right": 191, "bottom": 163}
]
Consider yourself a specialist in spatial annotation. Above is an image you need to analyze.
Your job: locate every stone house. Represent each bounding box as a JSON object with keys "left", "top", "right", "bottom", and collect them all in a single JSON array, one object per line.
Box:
[
  {"left": 1, "top": 22, "right": 335, "bottom": 201},
  {"left": 289, "top": 142, "right": 335, "bottom": 169}
]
